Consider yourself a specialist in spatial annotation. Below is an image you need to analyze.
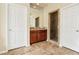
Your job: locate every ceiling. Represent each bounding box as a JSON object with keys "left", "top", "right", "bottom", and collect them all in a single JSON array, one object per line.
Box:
[{"left": 30, "top": 3, "right": 48, "bottom": 9}]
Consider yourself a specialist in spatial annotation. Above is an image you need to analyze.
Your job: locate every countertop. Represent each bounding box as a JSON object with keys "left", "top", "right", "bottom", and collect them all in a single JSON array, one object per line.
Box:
[{"left": 30, "top": 27, "right": 47, "bottom": 30}]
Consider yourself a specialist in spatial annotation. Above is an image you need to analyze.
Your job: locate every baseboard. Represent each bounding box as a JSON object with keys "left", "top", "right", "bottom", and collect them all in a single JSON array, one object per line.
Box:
[
  {"left": 0, "top": 50, "right": 8, "bottom": 54},
  {"left": 48, "top": 40, "right": 58, "bottom": 44},
  {"left": 25, "top": 44, "right": 31, "bottom": 47}
]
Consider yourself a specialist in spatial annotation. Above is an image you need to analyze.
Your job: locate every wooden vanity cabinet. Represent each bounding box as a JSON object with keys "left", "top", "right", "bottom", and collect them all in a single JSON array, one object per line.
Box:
[
  {"left": 30, "top": 30, "right": 37, "bottom": 44},
  {"left": 30, "top": 29, "right": 47, "bottom": 44},
  {"left": 38, "top": 30, "right": 47, "bottom": 41}
]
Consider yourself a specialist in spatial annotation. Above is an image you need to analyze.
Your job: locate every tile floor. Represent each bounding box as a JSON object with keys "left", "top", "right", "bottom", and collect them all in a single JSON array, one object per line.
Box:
[{"left": 1, "top": 41, "right": 79, "bottom": 55}]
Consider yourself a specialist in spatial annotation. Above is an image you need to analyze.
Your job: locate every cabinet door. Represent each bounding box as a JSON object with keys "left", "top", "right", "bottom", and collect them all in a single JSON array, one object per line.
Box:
[
  {"left": 38, "top": 30, "right": 47, "bottom": 41},
  {"left": 30, "top": 30, "right": 37, "bottom": 44}
]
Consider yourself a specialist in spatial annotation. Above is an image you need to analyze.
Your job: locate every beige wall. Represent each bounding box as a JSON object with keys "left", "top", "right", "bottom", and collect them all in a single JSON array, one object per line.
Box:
[
  {"left": 18, "top": 3, "right": 30, "bottom": 47},
  {"left": 43, "top": 3, "right": 71, "bottom": 41},
  {"left": 0, "top": 4, "right": 7, "bottom": 53}
]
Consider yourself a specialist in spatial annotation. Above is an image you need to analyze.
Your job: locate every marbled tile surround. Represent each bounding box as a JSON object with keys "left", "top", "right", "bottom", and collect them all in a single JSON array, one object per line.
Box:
[{"left": 1, "top": 41, "right": 79, "bottom": 55}]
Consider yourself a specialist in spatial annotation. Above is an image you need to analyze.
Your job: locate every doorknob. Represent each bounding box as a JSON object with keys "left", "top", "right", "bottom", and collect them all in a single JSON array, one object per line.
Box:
[
  {"left": 76, "top": 30, "right": 79, "bottom": 32},
  {"left": 9, "top": 29, "right": 12, "bottom": 31}
]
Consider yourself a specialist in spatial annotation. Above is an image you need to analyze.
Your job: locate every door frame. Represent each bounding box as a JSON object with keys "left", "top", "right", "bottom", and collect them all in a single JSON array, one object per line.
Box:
[{"left": 48, "top": 9, "right": 60, "bottom": 45}]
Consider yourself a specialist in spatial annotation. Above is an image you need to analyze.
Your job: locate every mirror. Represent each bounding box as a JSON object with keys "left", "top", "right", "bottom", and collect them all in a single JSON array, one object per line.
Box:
[{"left": 35, "top": 17, "right": 39, "bottom": 27}]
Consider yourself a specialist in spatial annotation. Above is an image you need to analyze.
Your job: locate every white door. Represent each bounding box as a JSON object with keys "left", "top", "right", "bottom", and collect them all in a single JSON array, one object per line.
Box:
[
  {"left": 8, "top": 4, "right": 27, "bottom": 49},
  {"left": 60, "top": 4, "right": 79, "bottom": 52}
]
